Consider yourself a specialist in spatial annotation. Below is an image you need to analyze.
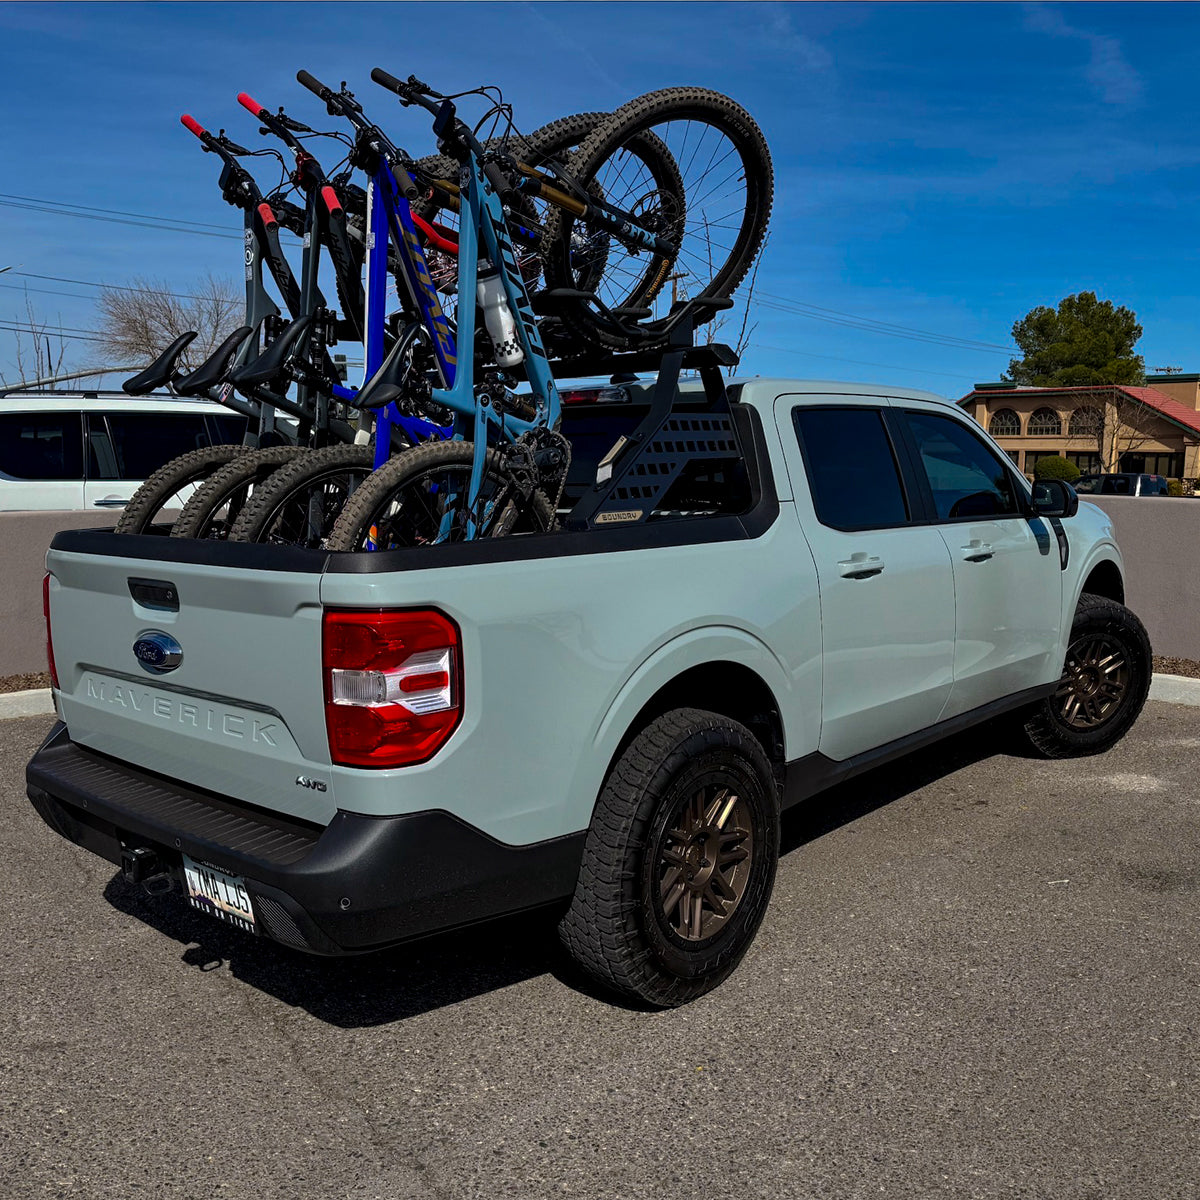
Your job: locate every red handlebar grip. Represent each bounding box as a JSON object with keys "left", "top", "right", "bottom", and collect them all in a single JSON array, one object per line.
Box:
[
  {"left": 257, "top": 203, "right": 278, "bottom": 230},
  {"left": 237, "top": 92, "right": 265, "bottom": 117},
  {"left": 181, "top": 114, "right": 206, "bottom": 139}
]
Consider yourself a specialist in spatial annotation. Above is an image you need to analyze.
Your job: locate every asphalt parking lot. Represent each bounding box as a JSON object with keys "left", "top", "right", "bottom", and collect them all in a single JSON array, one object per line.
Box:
[{"left": 3, "top": 704, "right": 1198, "bottom": 1200}]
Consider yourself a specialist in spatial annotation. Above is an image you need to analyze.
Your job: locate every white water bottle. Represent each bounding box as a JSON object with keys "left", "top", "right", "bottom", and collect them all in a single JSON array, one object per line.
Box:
[{"left": 477, "top": 261, "right": 525, "bottom": 368}]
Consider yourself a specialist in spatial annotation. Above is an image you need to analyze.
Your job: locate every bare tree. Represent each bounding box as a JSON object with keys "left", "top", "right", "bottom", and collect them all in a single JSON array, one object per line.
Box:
[
  {"left": 703, "top": 232, "right": 769, "bottom": 361},
  {"left": 0, "top": 291, "right": 71, "bottom": 386},
  {"left": 96, "top": 274, "right": 241, "bottom": 374},
  {"left": 1066, "top": 386, "right": 1162, "bottom": 472}
]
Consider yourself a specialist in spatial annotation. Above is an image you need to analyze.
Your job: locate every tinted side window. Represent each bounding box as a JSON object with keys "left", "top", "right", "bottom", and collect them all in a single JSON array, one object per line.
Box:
[
  {"left": 905, "top": 411, "right": 1018, "bottom": 520},
  {"left": 102, "top": 414, "right": 210, "bottom": 479},
  {"left": 793, "top": 407, "right": 908, "bottom": 530},
  {"left": 210, "top": 415, "right": 250, "bottom": 444},
  {"left": 0, "top": 412, "right": 83, "bottom": 480}
]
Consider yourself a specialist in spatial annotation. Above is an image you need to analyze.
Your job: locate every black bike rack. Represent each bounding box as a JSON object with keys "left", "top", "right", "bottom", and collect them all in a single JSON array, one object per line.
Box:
[{"left": 555, "top": 306, "right": 743, "bottom": 531}]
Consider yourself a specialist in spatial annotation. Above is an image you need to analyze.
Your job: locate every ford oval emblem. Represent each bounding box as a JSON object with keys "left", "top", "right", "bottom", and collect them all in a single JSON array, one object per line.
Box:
[{"left": 133, "top": 631, "right": 183, "bottom": 675}]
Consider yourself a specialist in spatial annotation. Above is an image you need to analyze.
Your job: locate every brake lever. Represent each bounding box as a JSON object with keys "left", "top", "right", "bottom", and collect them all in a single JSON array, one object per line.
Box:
[{"left": 216, "top": 131, "right": 253, "bottom": 156}]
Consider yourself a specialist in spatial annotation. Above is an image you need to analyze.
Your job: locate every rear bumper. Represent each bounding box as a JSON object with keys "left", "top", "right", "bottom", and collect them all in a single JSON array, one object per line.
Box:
[{"left": 26, "top": 722, "right": 584, "bottom": 955}]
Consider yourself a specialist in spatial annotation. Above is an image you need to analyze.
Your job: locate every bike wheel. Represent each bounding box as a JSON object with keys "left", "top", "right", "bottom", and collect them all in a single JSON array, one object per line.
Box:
[
  {"left": 114, "top": 444, "right": 250, "bottom": 535},
  {"left": 542, "top": 87, "right": 773, "bottom": 351},
  {"left": 228, "top": 444, "right": 377, "bottom": 548},
  {"left": 327, "top": 439, "right": 555, "bottom": 552},
  {"left": 169, "top": 445, "right": 305, "bottom": 539}
]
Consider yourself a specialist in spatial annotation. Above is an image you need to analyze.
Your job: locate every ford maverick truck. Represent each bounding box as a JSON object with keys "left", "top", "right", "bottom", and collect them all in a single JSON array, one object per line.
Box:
[{"left": 27, "top": 377, "right": 1151, "bottom": 1006}]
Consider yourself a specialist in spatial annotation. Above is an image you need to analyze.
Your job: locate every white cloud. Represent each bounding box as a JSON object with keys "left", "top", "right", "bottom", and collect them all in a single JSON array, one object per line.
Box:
[
  {"left": 1022, "top": 3, "right": 1143, "bottom": 106},
  {"left": 757, "top": 3, "right": 834, "bottom": 72}
]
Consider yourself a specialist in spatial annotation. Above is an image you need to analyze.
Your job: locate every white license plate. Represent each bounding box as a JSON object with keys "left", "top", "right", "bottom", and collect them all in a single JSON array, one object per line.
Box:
[{"left": 182, "top": 855, "right": 256, "bottom": 933}]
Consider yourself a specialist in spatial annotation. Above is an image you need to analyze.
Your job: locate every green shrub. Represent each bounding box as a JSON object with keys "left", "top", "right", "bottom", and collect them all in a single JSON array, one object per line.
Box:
[
  {"left": 1033, "top": 455, "right": 1081, "bottom": 483},
  {"left": 1168, "top": 479, "right": 1184, "bottom": 497}
]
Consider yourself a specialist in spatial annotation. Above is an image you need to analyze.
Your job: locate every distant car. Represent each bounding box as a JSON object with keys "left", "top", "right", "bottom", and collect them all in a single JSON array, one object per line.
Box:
[
  {"left": 0, "top": 391, "right": 247, "bottom": 511},
  {"left": 1074, "top": 473, "right": 1169, "bottom": 497}
]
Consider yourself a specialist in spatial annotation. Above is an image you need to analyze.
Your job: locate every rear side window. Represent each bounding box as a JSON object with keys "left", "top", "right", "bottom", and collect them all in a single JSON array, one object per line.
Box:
[
  {"left": 905, "top": 411, "right": 1018, "bottom": 520},
  {"left": 792, "top": 407, "right": 909, "bottom": 530},
  {"left": 0, "top": 412, "right": 83, "bottom": 480},
  {"left": 98, "top": 413, "right": 211, "bottom": 480}
]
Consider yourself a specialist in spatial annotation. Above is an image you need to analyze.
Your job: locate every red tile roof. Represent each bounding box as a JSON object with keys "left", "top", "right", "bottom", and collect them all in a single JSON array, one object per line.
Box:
[{"left": 961, "top": 384, "right": 1200, "bottom": 437}]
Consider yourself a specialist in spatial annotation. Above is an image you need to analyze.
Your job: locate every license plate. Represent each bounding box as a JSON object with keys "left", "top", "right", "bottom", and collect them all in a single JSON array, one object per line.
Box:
[{"left": 182, "top": 855, "right": 256, "bottom": 933}]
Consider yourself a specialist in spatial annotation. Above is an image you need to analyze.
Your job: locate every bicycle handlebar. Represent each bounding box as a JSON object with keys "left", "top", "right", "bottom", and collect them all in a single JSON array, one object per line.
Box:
[{"left": 181, "top": 113, "right": 206, "bottom": 140}]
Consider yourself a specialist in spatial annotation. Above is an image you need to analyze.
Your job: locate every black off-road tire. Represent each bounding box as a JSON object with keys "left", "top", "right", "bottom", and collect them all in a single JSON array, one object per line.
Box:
[
  {"left": 558, "top": 707, "right": 780, "bottom": 1008},
  {"left": 326, "top": 439, "right": 555, "bottom": 550},
  {"left": 169, "top": 445, "right": 305, "bottom": 540},
  {"left": 542, "top": 87, "right": 773, "bottom": 351},
  {"left": 1021, "top": 592, "right": 1152, "bottom": 758},
  {"left": 114, "top": 444, "right": 249, "bottom": 535},
  {"left": 227, "top": 443, "right": 377, "bottom": 547}
]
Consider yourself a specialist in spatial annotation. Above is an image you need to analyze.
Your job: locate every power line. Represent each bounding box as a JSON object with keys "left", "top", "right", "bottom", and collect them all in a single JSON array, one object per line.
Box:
[
  {"left": 0, "top": 323, "right": 107, "bottom": 344},
  {"left": 749, "top": 342, "right": 980, "bottom": 384},
  {"left": 0, "top": 192, "right": 234, "bottom": 232},
  {"left": 9, "top": 271, "right": 227, "bottom": 303},
  {"left": 756, "top": 292, "right": 1017, "bottom": 355},
  {"left": 0, "top": 195, "right": 240, "bottom": 241}
]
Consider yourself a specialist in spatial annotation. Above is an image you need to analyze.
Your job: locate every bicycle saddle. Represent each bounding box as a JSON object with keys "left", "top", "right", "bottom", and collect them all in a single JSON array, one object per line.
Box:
[
  {"left": 227, "top": 315, "right": 313, "bottom": 389},
  {"left": 174, "top": 326, "right": 253, "bottom": 396},
  {"left": 122, "top": 331, "right": 197, "bottom": 395}
]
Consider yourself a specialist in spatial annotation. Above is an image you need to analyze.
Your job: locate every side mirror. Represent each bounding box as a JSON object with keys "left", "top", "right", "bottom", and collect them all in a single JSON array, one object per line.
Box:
[{"left": 1032, "top": 478, "right": 1079, "bottom": 518}]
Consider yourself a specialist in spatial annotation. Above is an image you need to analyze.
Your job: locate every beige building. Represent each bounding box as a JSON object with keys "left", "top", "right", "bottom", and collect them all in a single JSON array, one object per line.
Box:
[{"left": 959, "top": 374, "right": 1200, "bottom": 480}]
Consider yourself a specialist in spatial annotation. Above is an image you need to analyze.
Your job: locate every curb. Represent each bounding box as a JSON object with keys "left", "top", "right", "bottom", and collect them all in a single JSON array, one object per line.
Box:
[
  {"left": 1148, "top": 672, "right": 1200, "bottom": 708},
  {"left": 0, "top": 688, "right": 56, "bottom": 719},
  {"left": 3, "top": 674, "right": 1200, "bottom": 724}
]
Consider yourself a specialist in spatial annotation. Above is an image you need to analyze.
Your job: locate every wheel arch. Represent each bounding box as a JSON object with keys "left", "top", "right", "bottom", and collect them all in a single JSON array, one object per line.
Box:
[
  {"left": 567, "top": 627, "right": 804, "bottom": 834},
  {"left": 1079, "top": 557, "right": 1124, "bottom": 605}
]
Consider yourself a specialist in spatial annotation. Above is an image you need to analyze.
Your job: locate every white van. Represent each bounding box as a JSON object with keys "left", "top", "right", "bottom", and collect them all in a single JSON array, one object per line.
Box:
[{"left": 0, "top": 392, "right": 248, "bottom": 511}]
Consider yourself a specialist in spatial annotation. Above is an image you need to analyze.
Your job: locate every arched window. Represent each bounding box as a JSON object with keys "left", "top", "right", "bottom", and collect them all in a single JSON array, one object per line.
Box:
[
  {"left": 988, "top": 408, "right": 1021, "bottom": 436},
  {"left": 1028, "top": 407, "right": 1062, "bottom": 436},
  {"left": 1069, "top": 406, "right": 1103, "bottom": 437}
]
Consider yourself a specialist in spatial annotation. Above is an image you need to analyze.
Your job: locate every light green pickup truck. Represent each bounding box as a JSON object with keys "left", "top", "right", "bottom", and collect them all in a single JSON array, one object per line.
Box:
[{"left": 27, "top": 377, "right": 1150, "bottom": 1006}]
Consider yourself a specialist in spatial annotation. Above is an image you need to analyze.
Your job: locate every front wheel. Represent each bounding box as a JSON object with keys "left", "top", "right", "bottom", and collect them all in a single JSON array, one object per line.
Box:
[
  {"left": 558, "top": 708, "right": 780, "bottom": 1007},
  {"left": 326, "top": 440, "right": 555, "bottom": 551},
  {"left": 1021, "top": 593, "right": 1152, "bottom": 758}
]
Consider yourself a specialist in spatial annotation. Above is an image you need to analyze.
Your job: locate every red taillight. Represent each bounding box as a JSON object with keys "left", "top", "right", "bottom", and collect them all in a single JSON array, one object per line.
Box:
[
  {"left": 43, "top": 573, "right": 59, "bottom": 689},
  {"left": 322, "top": 609, "right": 461, "bottom": 768}
]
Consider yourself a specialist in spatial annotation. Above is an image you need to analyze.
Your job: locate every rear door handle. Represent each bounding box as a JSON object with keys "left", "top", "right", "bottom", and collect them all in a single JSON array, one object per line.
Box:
[
  {"left": 93, "top": 498, "right": 129, "bottom": 508},
  {"left": 961, "top": 540, "right": 994, "bottom": 562},
  {"left": 837, "top": 554, "right": 885, "bottom": 580}
]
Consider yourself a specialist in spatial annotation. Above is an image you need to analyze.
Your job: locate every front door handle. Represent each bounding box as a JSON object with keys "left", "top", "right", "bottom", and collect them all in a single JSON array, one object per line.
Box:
[
  {"left": 93, "top": 498, "right": 129, "bottom": 508},
  {"left": 961, "top": 540, "right": 994, "bottom": 562},
  {"left": 837, "top": 554, "right": 885, "bottom": 580}
]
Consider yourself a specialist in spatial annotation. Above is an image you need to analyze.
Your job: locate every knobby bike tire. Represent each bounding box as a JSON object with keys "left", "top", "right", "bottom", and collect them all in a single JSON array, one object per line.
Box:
[
  {"left": 326, "top": 439, "right": 555, "bottom": 552},
  {"left": 541, "top": 87, "right": 774, "bottom": 351},
  {"left": 114, "top": 444, "right": 250, "bottom": 535},
  {"left": 169, "top": 445, "right": 305, "bottom": 539},
  {"left": 228, "top": 443, "right": 378, "bottom": 547}
]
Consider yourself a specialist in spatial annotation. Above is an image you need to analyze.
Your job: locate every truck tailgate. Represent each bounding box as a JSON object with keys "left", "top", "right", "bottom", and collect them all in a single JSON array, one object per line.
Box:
[{"left": 46, "top": 544, "right": 335, "bottom": 824}]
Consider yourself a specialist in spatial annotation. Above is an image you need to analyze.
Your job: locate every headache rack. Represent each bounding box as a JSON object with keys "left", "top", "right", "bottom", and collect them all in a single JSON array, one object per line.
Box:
[{"left": 548, "top": 302, "right": 745, "bottom": 532}]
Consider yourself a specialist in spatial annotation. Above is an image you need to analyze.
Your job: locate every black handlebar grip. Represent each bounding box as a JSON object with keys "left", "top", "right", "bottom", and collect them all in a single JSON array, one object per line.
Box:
[
  {"left": 296, "top": 69, "right": 328, "bottom": 99},
  {"left": 371, "top": 67, "right": 407, "bottom": 96}
]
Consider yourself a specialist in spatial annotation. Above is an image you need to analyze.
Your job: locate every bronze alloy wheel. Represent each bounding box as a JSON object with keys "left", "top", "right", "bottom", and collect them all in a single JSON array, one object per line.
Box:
[
  {"left": 1054, "top": 633, "right": 1131, "bottom": 729},
  {"left": 656, "top": 783, "right": 754, "bottom": 942}
]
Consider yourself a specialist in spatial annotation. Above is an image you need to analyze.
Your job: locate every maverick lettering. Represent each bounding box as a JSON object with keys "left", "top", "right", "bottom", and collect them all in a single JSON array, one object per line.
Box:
[{"left": 85, "top": 679, "right": 279, "bottom": 747}]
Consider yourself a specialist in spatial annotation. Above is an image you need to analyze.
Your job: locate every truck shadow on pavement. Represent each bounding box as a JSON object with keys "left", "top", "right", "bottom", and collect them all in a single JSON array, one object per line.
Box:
[{"left": 101, "top": 720, "right": 1018, "bottom": 1026}]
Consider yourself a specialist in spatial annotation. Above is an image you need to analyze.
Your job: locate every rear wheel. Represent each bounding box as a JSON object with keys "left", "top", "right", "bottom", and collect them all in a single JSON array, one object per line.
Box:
[
  {"left": 114, "top": 444, "right": 249, "bottom": 535},
  {"left": 558, "top": 708, "right": 780, "bottom": 1007},
  {"left": 1021, "top": 593, "right": 1151, "bottom": 757}
]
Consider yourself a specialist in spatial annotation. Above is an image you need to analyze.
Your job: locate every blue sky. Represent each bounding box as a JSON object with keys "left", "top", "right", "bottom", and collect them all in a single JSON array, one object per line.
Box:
[{"left": 2, "top": 1, "right": 1198, "bottom": 396}]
